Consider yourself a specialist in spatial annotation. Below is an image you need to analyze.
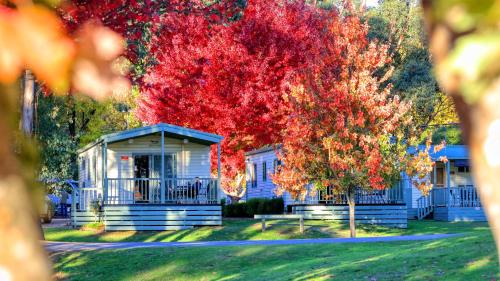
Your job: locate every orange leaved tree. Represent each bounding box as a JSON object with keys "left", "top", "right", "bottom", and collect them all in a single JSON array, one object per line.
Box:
[{"left": 272, "top": 3, "right": 438, "bottom": 238}]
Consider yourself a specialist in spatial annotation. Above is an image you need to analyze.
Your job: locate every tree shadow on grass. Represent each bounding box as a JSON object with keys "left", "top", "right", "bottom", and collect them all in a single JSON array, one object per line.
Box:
[
  {"left": 44, "top": 220, "right": 491, "bottom": 246},
  {"left": 51, "top": 231, "right": 499, "bottom": 281}
]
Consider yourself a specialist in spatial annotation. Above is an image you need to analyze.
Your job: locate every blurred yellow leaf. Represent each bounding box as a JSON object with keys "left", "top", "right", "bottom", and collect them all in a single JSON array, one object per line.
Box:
[
  {"left": 16, "top": 5, "right": 75, "bottom": 93},
  {"left": 0, "top": 8, "right": 22, "bottom": 83},
  {"left": 72, "top": 22, "right": 130, "bottom": 100}
]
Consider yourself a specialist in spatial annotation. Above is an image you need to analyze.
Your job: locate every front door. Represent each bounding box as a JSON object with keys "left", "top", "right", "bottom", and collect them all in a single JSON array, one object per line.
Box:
[
  {"left": 133, "top": 154, "right": 177, "bottom": 203},
  {"left": 134, "top": 155, "right": 150, "bottom": 203},
  {"left": 432, "top": 164, "right": 447, "bottom": 206}
]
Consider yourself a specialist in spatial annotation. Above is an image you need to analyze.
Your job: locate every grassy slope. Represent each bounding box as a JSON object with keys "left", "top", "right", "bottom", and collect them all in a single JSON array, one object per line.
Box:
[
  {"left": 54, "top": 222, "right": 498, "bottom": 280},
  {"left": 52, "top": 222, "right": 498, "bottom": 281},
  {"left": 44, "top": 219, "right": 487, "bottom": 243}
]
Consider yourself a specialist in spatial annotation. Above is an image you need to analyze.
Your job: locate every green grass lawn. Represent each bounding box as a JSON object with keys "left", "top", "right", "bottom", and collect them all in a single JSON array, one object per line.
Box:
[
  {"left": 51, "top": 220, "right": 498, "bottom": 281},
  {"left": 44, "top": 219, "right": 489, "bottom": 243}
]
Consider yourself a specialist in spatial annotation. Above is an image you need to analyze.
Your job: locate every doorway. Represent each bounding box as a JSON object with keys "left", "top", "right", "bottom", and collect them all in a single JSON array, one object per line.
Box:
[
  {"left": 134, "top": 155, "right": 150, "bottom": 202},
  {"left": 133, "top": 154, "right": 176, "bottom": 203}
]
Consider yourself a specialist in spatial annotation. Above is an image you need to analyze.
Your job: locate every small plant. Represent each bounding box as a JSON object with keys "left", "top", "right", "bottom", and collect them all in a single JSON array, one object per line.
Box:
[{"left": 90, "top": 199, "right": 102, "bottom": 222}]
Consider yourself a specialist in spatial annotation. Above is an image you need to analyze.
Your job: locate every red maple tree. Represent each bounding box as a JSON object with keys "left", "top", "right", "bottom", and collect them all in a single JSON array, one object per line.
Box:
[
  {"left": 271, "top": 5, "right": 415, "bottom": 237},
  {"left": 136, "top": 0, "right": 330, "bottom": 195}
]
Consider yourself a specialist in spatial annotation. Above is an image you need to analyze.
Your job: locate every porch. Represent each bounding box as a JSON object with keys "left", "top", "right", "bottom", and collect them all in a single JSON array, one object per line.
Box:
[
  {"left": 290, "top": 185, "right": 407, "bottom": 228},
  {"left": 73, "top": 123, "right": 224, "bottom": 230},
  {"left": 414, "top": 153, "right": 485, "bottom": 221},
  {"left": 417, "top": 186, "right": 485, "bottom": 221}
]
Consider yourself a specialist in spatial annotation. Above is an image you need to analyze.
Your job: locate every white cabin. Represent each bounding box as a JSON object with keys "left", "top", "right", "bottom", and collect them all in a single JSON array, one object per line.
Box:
[{"left": 74, "top": 123, "right": 224, "bottom": 231}]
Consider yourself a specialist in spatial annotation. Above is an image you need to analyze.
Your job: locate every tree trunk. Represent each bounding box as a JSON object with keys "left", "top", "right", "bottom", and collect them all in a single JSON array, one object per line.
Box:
[
  {"left": 0, "top": 83, "right": 52, "bottom": 280},
  {"left": 20, "top": 70, "right": 46, "bottom": 240},
  {"left": 421, "top": 0, "right": 500, "bottom": 257},
  {"left": 461, "top": 85, "right": 500, "bottom": 257},
  {"left": 346, "top": 188, "right": 356, "bottom": 238},
  {"left": 20, "top": 70, "right": 35, "bottom": 135}
]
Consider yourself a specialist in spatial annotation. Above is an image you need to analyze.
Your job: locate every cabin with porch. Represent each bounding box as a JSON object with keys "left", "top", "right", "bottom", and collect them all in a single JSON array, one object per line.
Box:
[
  {"left": 245, "top": 146, "right": 407, "bottom": 228},
  {"left": 407, "top": 145, "right": 485, "bottom": 222},
  {"left": 244, "top": 144, "right": 485, "bottom": 227},
  {"left": 73, "top": 123, "right": 224, "bottom": 231}
]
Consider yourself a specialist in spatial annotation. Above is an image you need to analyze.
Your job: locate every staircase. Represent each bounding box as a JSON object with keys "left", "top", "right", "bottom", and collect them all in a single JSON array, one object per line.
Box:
[{"left": 417, "top": 194, "right": 434, "bottom": 220}]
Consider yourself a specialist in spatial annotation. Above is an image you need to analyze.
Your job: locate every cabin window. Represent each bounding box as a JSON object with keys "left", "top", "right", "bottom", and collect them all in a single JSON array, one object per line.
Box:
[
  {"left": 93, "top": 153, "right": 97, "bottom": 183},
  {"left": 86, "top": 157, "right": 92, "bottom": 186},
  {"left": 262, "top": 162, "right": 267, "bottom": 182},
  {"left": 458, "top": 166, "right": 470, "bottom": 173},
  {"left": 436, "top": 167, "right": 444, "bottom": 188},
  {"left": 249, "top": 163, "right": 257, "bottom": 187},
  {"left": 273, "top": 159, "right": 282, "bottom": 173},
  {"left": 80, "top": 158, "right": 86, "bottom": 187}
]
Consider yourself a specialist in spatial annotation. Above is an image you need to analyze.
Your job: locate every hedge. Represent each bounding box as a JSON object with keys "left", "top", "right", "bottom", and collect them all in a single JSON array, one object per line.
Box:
[{"left": 223, "top": 197, "right": 284, "bottom": 217}]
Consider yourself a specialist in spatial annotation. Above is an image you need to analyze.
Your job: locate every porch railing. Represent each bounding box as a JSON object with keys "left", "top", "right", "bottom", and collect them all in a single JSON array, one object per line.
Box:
[
  {"left": 77, "top": 186, "right": 102, "bottom": 211},
  {"left": 105, "top": 177, "right": 218, "bottom": 205},
  {"left": 431, "top": 186, "right": 481, "bottom": 207},
  {"left": 294, "top": 184, "right": 404, "bottom": 205}
]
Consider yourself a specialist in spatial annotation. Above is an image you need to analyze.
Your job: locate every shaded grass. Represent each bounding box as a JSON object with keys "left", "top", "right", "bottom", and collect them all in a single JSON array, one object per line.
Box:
[
  {"left": 51, "top": 222, "right": 498, "bottom": 281},
  {"left": 44, "top": 219, "right": 489, "bottom": 243}
]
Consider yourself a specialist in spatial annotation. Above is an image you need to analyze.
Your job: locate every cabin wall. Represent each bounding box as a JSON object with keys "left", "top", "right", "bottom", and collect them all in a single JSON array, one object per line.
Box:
[
  {"left": 78, "top": 145, "right": 102, "bottom": 190},
  {"left": 245, "top": 149, "right": 291, "bottom": 203},
  {"left": 107, "top": 135, "right": 211, "bottom": 179}
]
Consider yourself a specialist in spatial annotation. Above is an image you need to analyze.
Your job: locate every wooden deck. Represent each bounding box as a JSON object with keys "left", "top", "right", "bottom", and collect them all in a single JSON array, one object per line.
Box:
[
  {"left": 415, "top": 186, "right": 485, "bottom": 221},
  {"left": 291, "top": 204, "right": 407, "bottom": 228},
  {"left": 73, "top": 204, "right": 222, "bottom": 231},
  {"left": 433, "top": 206, "right": 486, "bottom": 222}
]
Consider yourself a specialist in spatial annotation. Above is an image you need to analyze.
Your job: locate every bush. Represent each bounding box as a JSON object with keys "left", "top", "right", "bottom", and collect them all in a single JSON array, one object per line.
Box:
[{"left": 223, "top": 197, "right": 284, "bottom": 217}]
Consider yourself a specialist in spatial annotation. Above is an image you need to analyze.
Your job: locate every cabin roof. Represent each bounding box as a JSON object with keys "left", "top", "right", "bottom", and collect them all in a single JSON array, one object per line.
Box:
[
  {"left": 77, "top": 123, "right": 224, "bottom": 154},
  {"left": 409, "top": 144, "right": 469, "bottom": 160},
  {"left": 246, "top": 144, "right": 470, "bottom": 160},
  {"left": 245, "top": 144, "right": 282, "bottom": 156}
]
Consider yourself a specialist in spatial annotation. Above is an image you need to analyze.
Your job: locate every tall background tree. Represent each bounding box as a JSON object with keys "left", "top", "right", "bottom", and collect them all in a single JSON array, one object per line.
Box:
[
  {"left": 367, "top": 0, "right": 459, "bottom": 141},
  {"left": 35, "top": 90, "right": 139, "bottom": 188}
]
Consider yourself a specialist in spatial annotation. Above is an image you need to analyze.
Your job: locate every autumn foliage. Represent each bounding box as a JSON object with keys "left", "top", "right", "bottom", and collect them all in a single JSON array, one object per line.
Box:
[
  {"left": 59, "top": 0, "right": 439, "bottom": 201},
  {"left": 135, "top": 0, "right": 329, "bottom": 193},
  {"left": 271, "top": 8, "right": 412, "bottom": 199}
]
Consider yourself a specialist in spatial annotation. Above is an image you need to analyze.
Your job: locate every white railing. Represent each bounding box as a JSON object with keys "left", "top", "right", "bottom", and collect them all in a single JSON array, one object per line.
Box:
[
  {"left": 77, "top": 186, "right": 102, "bottom": 211},
  {"left": 417, "top": 193, "right": 433, "bottom": 220},
  {"left": 106, "top": 177, "right": 218, "bottom": 205},
  {"left": 431, "top": 186, "right": 481, "bottom": 207},
  {"left": 293, "top": 184, "right": 405, "bottom": 205}
]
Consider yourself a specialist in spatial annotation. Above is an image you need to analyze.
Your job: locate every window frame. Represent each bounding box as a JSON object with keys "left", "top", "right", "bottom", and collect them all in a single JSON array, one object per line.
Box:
[
  {"left": 262, "top": 162, "right": 267, "bottom": 182},
  {"left": 252, "top": 163, "right": 257, "bottom": 187}
]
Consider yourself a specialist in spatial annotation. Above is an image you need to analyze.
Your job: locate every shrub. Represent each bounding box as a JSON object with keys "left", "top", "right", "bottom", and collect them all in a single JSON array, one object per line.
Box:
[{"left": 223, "top": 197, "right": 284, "bottom": 217}]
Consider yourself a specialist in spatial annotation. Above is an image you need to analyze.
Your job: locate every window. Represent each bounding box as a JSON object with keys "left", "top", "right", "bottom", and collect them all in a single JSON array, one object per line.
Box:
[
  {"left": 262, "top": 162, "right": 267, "bottom": 182},
  {"left": 80, "top": 158, "right": 86, "bottom": 187},
  {"left": 93, "top": 153, "right": 97, "bottom": 183},
  {"left": 436, "top": 167, "right": 444, "bottom": 188},
  {"left": 458, "top": 166, "right": 470, "bottom": 173},
  {"left": 248, "top": 163, "right": 258, "bottom": 187},
  {"left": 86, "top": 157, "right": 91, "bottom": 185},
  {"left": 273, "top": 159, "right": 282, "bottom": 173}
]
